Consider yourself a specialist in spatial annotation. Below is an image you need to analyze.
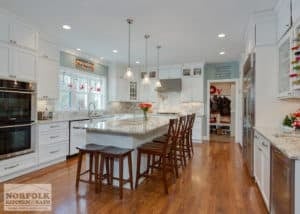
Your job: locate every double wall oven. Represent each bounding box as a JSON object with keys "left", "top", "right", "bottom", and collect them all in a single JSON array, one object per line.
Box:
[{"left": 0, "top": 79, "right": 36, "bottom": 160}]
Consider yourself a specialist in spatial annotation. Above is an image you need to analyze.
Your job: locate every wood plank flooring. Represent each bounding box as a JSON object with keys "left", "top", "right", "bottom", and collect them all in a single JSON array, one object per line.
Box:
[{"left": 0, "top": 141, "right": 267, "bottom": 214}]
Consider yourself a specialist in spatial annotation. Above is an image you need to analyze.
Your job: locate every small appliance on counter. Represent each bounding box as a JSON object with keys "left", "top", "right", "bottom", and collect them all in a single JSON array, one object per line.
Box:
[{"left": 38, "top": 110, "right": 53, "bottom": 120}]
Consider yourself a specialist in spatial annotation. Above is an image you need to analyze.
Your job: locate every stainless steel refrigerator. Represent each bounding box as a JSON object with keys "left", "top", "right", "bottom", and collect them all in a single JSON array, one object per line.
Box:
[{"left": 242, "top": 53, "right": 255, "bottom": 177}]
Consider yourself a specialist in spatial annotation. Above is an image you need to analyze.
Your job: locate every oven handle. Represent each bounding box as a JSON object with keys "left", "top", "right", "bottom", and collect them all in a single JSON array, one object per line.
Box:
[
  {"left": 0, "top": 123, "right": 36, "bottom": 129},
  {"left": 0, "top": 89, "right": 35, "bottom": 94}
]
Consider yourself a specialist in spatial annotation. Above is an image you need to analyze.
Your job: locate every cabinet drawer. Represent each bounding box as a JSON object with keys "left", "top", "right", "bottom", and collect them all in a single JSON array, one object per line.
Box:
[
  {"left": 0, "top": 156, "right": 37, "bottom": 176},
  {"left": 39, "top": 129, "right": 68, "bottom": 145},
  {"left": 39, "top": 142, "right": 67, "bottom": 164},
  {"left": 39, "top": 122, "right": 68, "bottom": 133}
]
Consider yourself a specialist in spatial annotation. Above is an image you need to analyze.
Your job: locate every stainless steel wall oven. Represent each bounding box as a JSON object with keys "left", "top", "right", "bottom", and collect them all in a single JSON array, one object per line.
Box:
[{"left": 0, "top": 79, "right": 36, "bottom": 160}]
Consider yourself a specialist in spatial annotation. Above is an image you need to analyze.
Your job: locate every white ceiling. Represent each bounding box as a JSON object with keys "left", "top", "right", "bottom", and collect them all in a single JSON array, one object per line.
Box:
[{"left": 0, "top": 0, "right": 278, "bottom": 65}]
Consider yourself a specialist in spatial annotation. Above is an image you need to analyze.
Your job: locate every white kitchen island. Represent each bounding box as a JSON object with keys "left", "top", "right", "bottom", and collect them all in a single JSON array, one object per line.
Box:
[{"left": 74, "top": 116, "right": 170, "bottom": 188}]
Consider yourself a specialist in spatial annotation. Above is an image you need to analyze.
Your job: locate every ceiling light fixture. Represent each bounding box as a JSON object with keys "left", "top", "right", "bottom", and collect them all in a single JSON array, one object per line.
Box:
[
  {"left": 76, "top": 48, "right": 81, "bottom": 51},
  {"left": 218, "top": 33, "right": 226, "bottom": 38},
  {"left": 142, "top": 34, "right": 150, "bottom": 85},
  {"left": 62, "top": 25, "right": 71, "bottom": 30},
  {"left": 112, "top": 49, "right": 118, "bottom": 53},
  {"left": 219, "top": 51, "right": 225, "bottom": 55},
  {"left": 135, "top": 61, "right": 140, "bottom": 64},
  {"left": 155, "top": 45, "right": 162, "bottom": 88},
  {"left": 124, "top": 18, "right": 134, "bottom": 80}
]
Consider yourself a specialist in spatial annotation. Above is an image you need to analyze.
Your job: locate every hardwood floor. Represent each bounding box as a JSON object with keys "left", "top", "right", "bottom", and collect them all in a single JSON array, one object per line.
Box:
[{"left": 0, "top": 141, "right": 267, "bottom": 214}]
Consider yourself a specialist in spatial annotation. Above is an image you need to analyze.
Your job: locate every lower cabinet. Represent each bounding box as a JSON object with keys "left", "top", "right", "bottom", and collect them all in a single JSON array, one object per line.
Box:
[
  {"left": 0, "top": 153, "right": 38, "bottom": 180},
  {"left": 192, "top": 116, "right": 202, "bottom": 142},
  {"left": 70, "top": 120, "right": 88, "bottom": 155},
  {"left": 37, "top": 121, "right": 69, "bottom": 165},
  {"left": 254, "top": 131, "right": 270, "bottom": 210},
  {"left": 270, "top": 145, "right": 295, "bottom": 214}
]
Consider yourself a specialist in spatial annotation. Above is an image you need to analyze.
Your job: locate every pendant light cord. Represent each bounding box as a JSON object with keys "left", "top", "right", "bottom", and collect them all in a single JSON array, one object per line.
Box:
[
  {"left": 144, "top": 34, "right": 150, "bottom": 74},
  {"left": 157, "top": 45, "right": 161, "bottom": 78},
  {"left": 127, "top": 19, "right": 133, "bottom": 68}
]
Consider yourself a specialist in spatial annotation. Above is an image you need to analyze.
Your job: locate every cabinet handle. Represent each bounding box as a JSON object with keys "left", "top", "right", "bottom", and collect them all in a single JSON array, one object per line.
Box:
[
  {"left": 50, "top": 136, "right": 59, "bottom": 139},
  {"left": 50, "top": 125, "right": 59, "bottom": 128},
  {"left": 261, "top": 142, "right": 268, "bottom": 147},
  {"left": 258, "top": 148, "right": 262, "bottom": 152},
  {"left": 4, "top": 164, "right": 19, "bottom": 170},
  {"left": 50, "top": 150, "right": 59, "bottom": 154}
]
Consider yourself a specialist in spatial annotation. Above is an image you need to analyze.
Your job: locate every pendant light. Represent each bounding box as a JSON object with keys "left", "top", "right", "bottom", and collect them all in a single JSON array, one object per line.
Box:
[
  {"left": 124, "top": 18, "right": 133, "bottom": 80},
  {"left": 142, "top": 34, "right": 150, "bottom": 84},
  {"left": 155, "top": 45, "right": 162, "bottom": 88}
]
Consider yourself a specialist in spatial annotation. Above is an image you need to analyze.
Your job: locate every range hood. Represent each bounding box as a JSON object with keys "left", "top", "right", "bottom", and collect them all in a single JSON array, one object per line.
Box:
[{"left": 156, "top": 79, "right": 182, "bottom": 92}]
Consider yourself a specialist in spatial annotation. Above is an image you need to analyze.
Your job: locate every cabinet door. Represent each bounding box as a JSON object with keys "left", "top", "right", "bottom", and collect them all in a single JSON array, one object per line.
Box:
[
  {"left": 0, "top": 13, "right": 10, "bottom": 43},
  {"left": 12, "top": 47, "right": 36, "bottom": 81},
  {"left": 168, "top": 68, "right": 181, "bottom": 79},
  {"left": 192, "top": 117, "right": 202, "bottom": 142},
  {"left": 192, "top": 78, "right": 203, "bottom": 101},
  {"left": 181, "top": 77, "right": 192, "bottom": 102},
  {"left": 0, "top": 43, "right": 10, "bottom": 77},
  {"left": 262, "top": 153, "right": 270, "bottom": 209},
  {"left": 254, "top": 141, "right": 262, "bottom": 188},
  {"left": 37, "top": 57, "right": 59, "bottom": 99},
  {"left": 39, "top": 39, "right": 59, "bottom": 61},
  {"left": 270, "top": 146, "right": 294, "bottom": 214},
  {"left": 11, "top": 20, "right": 37, "bottom": 50},
  {"left": 159, "top": 70, "right": 169, "bottom": 79},
  {"left": 277, "top": 0, "right": 292, "bottom": 40},
  {"left": 292, "top": 0, "right": 300, "bottom": 23}
]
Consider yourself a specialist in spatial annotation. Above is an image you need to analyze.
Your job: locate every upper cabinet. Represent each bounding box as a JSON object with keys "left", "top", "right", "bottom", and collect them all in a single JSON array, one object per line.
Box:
[
  {"left": 292, "top": 0, "right": 300, "bottom": 23},
  {"left": 38, "top": 39, "right": 59, "bottom": 61},
  {"left": 0, "top": 13, "right": 38, "bottom": 51},
  {"left": 159, "top": 65, "right": 181, "bottom": 79},
  {"left": 275, "top": 0, "right": 292, "bottom": 40}
]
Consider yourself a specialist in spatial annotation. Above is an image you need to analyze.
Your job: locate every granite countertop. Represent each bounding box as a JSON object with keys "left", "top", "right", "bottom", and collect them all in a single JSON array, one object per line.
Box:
[
  {"left": 254, "top": 126, "right": 300, "bottom": 160},
  {"left": 73, "top": 116, "right": 171, "bottom": 136}
]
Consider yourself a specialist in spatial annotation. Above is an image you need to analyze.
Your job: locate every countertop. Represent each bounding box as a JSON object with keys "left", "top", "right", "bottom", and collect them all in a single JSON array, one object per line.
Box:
[
  {"left": 73, "top": 116, "right": 171, "bottom": 136},
  {"left": 254, "top": 126, "right": 300, "bottom": 160}
]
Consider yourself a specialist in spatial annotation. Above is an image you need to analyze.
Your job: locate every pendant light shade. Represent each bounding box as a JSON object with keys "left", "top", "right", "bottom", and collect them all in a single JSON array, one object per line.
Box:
[
  {"left": 155, "top": 45, "right": 162, "bottom": 88},
  {"left": 124, "top": 18, "right": 134, "bottom": 80},
  {"left": 142, "top": 34, "right": 150, "bottom": 85}
]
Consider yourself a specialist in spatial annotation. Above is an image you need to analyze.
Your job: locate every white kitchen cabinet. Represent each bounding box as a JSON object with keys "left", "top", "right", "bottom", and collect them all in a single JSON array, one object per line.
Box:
[
  {"left": 0, "top": 12, "right": 38, "bottom": 50},
  {"left": 38, "top": 39, "right": 59, "bottom": 61},
  {"left": 192, "top": 116, "right": 202, "bottom": 142},
  {"left": 181, "top": 77, "right": 203, "bottom": 102},
  {"left": 12, "top": 47, "right": 36, "bottom": 81},
  {"left": 276, "top": 0, "right": 292, "bottom": 40},
  {"left": 70, "top": 120, "right": 88, "bottom": 155},
  {"left": 140, "top": 79, "right": 158, "bottom": 102},
  {"left": 38, "top": 122, "right": 69, "bottom": 165},
  {"left": 0, "top": 13, "right": 10, "bottom": 43},
  {"left": 254, "top": 131, "right": 270, "bottom": 210},
  {"left": 37, "top": 57, "right": 59, "bottom": 99},
  {"left": 0, "top": 43, "right": 10, "bottom": 78},
  {"left": 292, "top": 0, "right": 300, "bottom": 23},
  {"left": 159, "top": 66, "right": 181, "bottom": 79},
  {"left": 11, "top": 20, "right": 38, "bottom": 51},
  {"left": 0, "top": 42, "right": 36, "bottom": 81}
]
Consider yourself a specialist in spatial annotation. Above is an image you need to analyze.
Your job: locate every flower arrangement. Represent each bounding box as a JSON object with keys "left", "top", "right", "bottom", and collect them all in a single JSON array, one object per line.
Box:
[
  {"left": 138, "top": 103, "right": 152, "bottom": 120},
  {"left": 283, "top": 109, "right": 300, "bottom": 130}
]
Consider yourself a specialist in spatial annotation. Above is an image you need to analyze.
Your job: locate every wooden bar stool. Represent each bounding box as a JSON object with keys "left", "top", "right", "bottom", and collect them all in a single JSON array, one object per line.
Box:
[
  {"left": 98, "top": 146, "right": 134, "bottom": 199},
  {"left": 75, "top": 144, "right": 109, "bottom": 193},
  {"left": 135, "top": 118, "right": 179, "bottom": 194}
]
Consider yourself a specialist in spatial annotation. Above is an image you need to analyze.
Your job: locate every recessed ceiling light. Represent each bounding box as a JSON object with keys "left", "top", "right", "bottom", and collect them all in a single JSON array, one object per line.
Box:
[
  {"left": 135, "top": 61, "right": 140, "bottom": 64},
  {"left": 219, "top": 51, "right": 226, "bottom": 55},
  {"left": 218, "top": 33, "right": 226, "bottom": 38},
  {"left": 100, "top": 57, "right": 104, "bottom": 60},
  {"left": 112, "top": 49, "right": 118, "bottom": 53},
  {"left": 76, "top": 48, "right": 81, "bottom": 51},
  {"left": 62, "top": 25, "right": 71, "bottom": 30}
]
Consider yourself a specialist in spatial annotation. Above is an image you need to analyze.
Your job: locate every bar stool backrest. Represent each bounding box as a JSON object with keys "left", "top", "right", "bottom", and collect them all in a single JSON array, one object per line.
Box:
[{"left": 164, "top": 118, "right": 179, "bottom": 153}]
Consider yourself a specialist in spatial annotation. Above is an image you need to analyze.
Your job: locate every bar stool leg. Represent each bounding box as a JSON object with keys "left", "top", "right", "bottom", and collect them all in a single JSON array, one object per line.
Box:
[
  {"left": 105, "top": 157, "right": 110, "bottom": 184},
  {"left": 109, "top": 157, "right": 114, "bottom": 185},
  {"left": 162, "top": 157, "right": 168, "bottom": 194},
  {"left": 96, "top": 154, "right": 105, "bottom": 192},
  {"left": 135, "top": 150, "right": 141, "bottom": 188},
  {"left": 119, "top": 157, "right": 124, "bottom": 199},
  {"left": 95, "top": 153, "right": 100, "bottom": 193},
  {"left": 127, "top": 153, "right": 133, "bottom": 190},
  {"left": 76, "top": 151, "right": 83, "bottom": 188},
  {"left": 89, "top": 153, "right": 93, "bottom": 182}
]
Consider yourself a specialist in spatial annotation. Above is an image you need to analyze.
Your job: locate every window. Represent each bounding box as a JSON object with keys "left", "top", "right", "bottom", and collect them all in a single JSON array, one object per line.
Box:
[{"left": 57, "top": 67, "right": 106, "bottom": 111}]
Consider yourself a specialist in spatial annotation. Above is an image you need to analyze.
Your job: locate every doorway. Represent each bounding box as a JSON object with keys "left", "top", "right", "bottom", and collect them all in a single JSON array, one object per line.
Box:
[{"left": 207, "top": 79, "right": 239, "bottom": 143}]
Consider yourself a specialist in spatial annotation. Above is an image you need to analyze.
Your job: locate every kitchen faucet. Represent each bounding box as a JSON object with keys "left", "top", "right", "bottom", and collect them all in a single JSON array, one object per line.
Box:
[{"left": 88, "top": 102, "right": 96, "bottom": 120}]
